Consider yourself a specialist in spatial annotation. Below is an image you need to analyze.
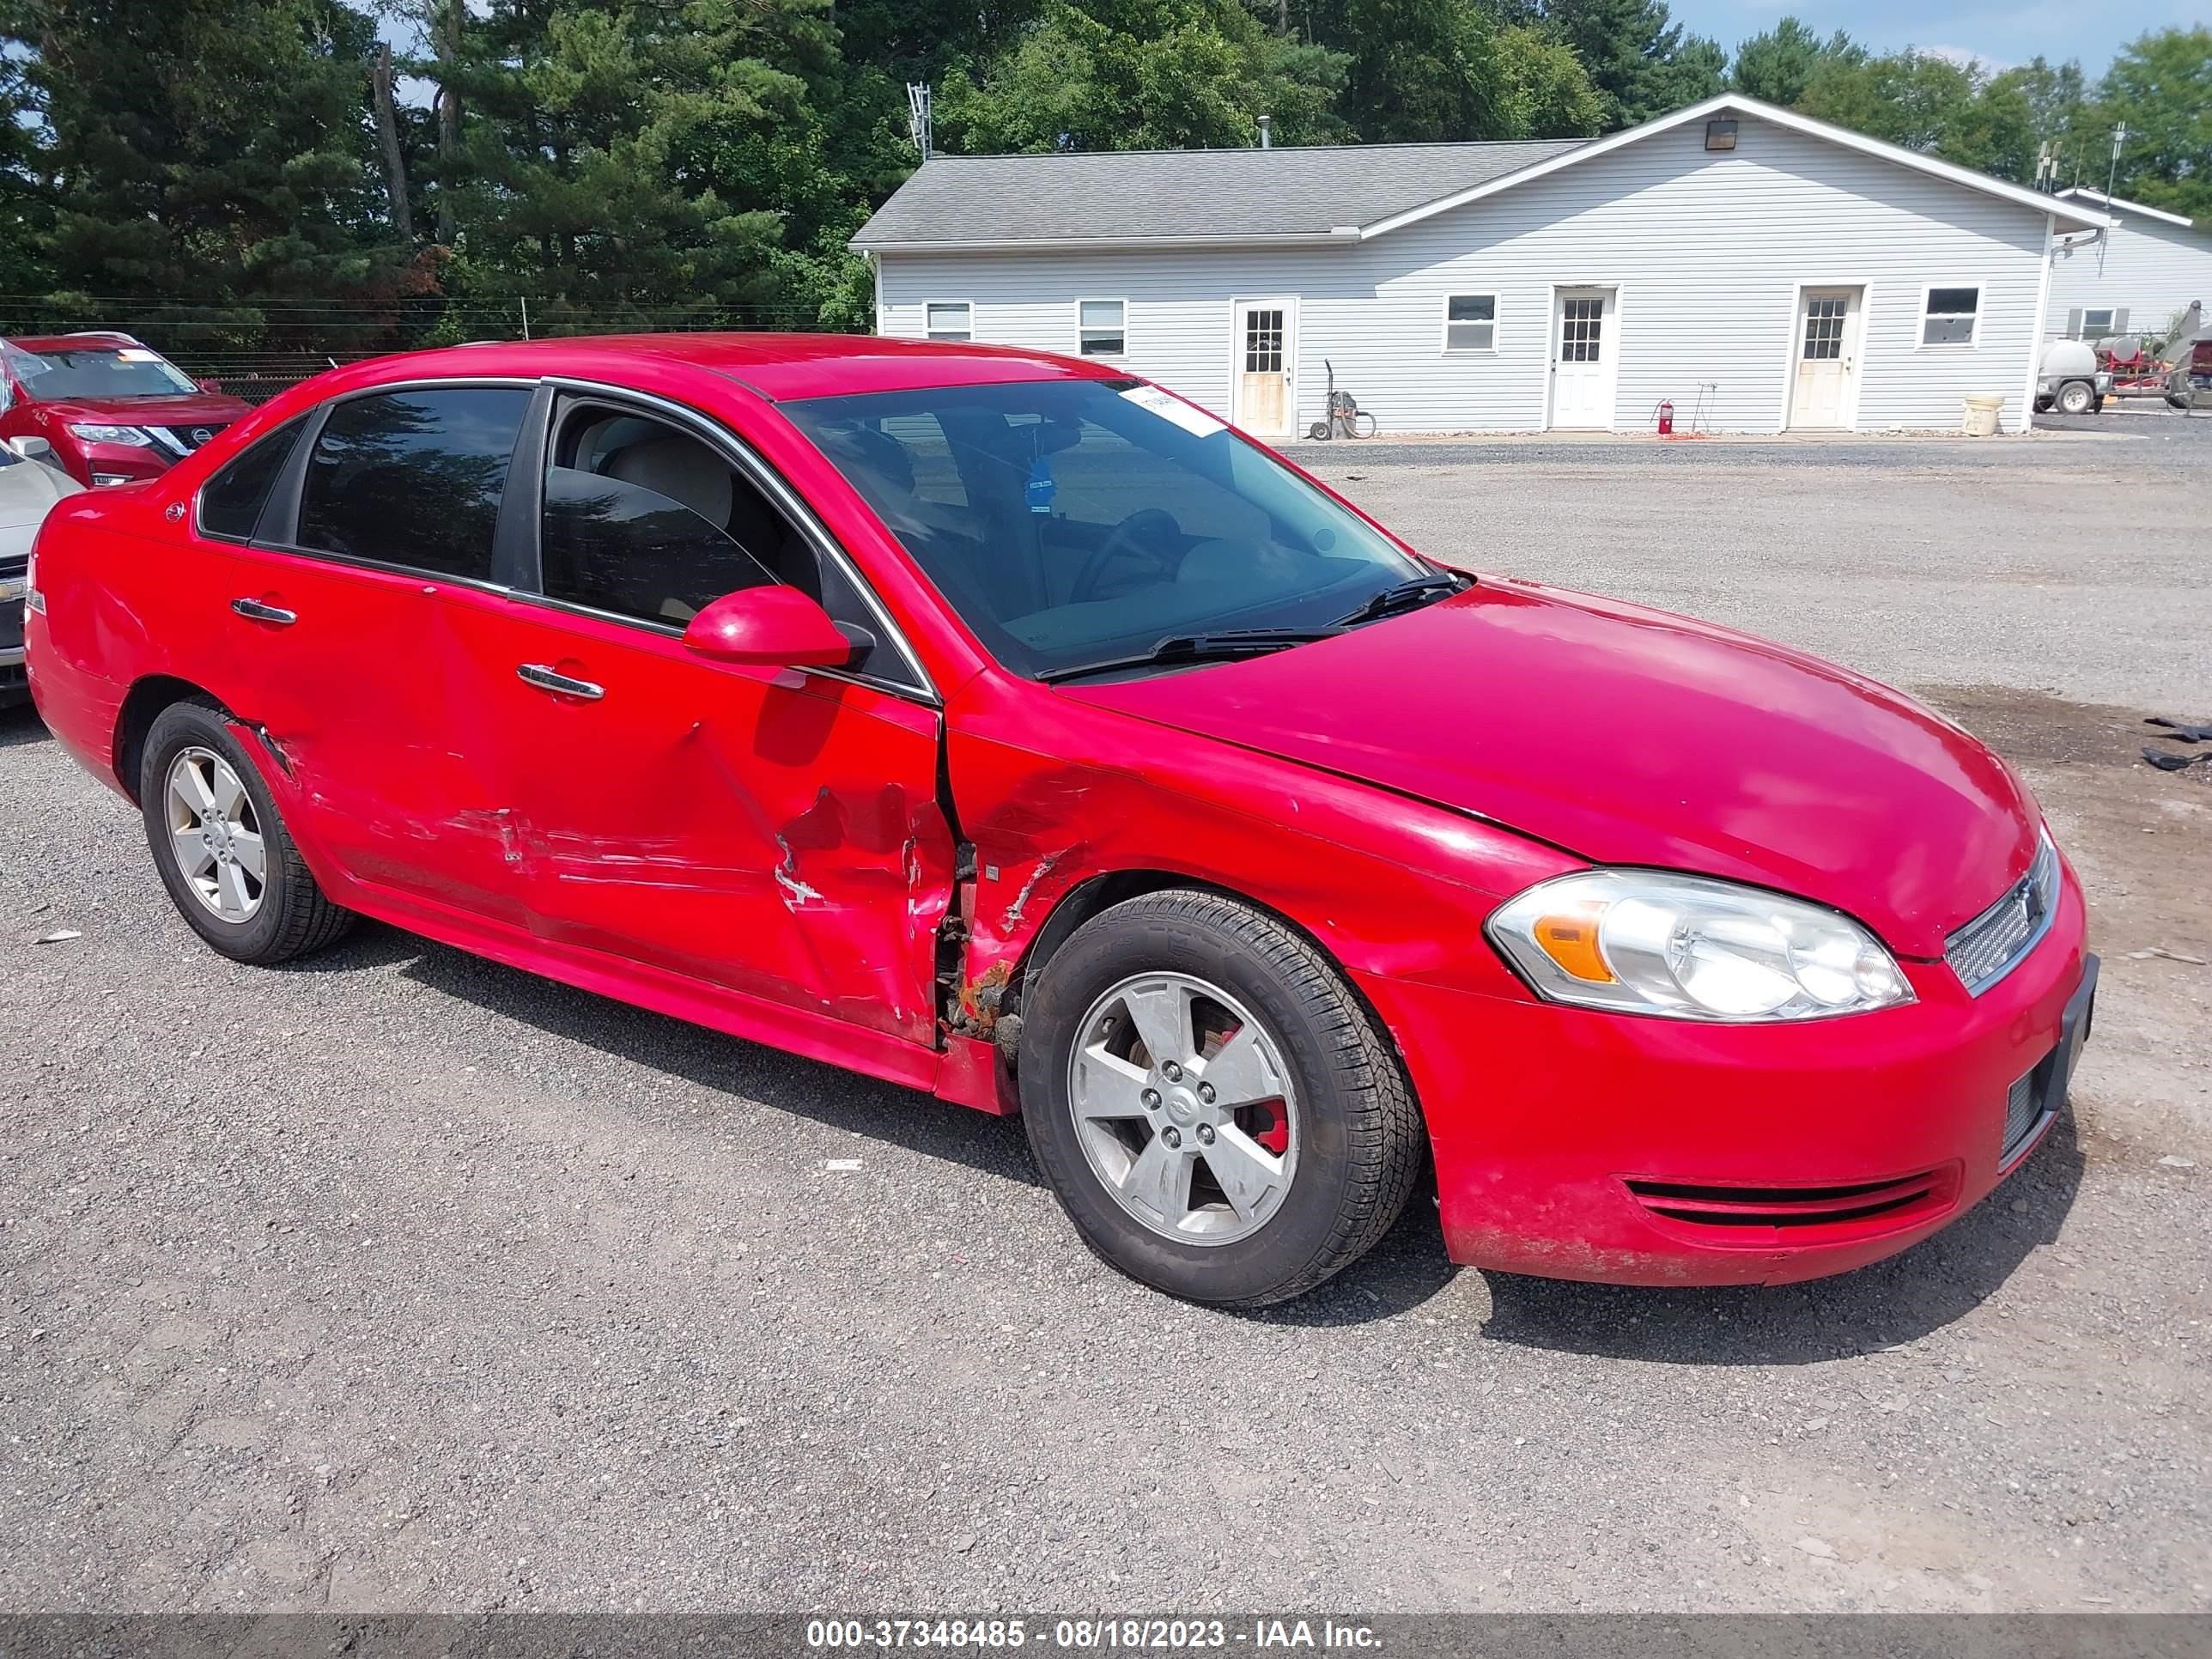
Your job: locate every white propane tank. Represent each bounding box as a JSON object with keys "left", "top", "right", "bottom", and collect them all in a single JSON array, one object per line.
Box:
[{"left": 2041, "top": 339, "right": 2100, "bottom": 379}]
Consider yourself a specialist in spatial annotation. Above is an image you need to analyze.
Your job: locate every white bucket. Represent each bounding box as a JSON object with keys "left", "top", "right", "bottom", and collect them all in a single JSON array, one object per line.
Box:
[{"left": 1962, "top": 393, "right": 2005, "bottom": 437}]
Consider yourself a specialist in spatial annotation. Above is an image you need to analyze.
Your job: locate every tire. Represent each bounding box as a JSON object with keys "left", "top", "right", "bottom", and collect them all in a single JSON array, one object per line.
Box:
[
  {"left": 2057, "top": 380, "right": 2094, "bottom": 416},
  {"left": 1018, "top": 889, "right": 1424, "bottom": 1307},
  {"left": 139, "top": 697, "right": 356, "bottom": 964}
]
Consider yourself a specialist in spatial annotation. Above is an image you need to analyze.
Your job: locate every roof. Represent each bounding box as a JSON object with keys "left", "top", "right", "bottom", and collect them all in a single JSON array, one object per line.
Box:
[
  {"left": 3, "top": 331, "right": 147, "bottom": 352},
  {"left": 269, "top": 332, "right": 1114, "bottom": 404},
  {"left": 851, "top": 140, "right": 1586, "bottom": 252},
  {"left": 2057, "top": 187, "right": 2196, "bottom": 231},
  {"left": 854, "top": 94, "right": 2105, "bottom": 253}
]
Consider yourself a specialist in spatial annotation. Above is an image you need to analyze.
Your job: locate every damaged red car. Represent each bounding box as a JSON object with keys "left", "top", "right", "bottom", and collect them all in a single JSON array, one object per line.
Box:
[{"left": 25, "top": 337, "right": 2094, "bottom": 1305}]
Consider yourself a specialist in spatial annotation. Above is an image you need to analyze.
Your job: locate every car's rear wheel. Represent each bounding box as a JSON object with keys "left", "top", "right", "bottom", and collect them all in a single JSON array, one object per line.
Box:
[
  {"left": 2057, "top": 380, "right": 2095, "bottom": 416},
  {"left": 1018, "top": 889, "right": 1424, "bottom": 1307},
  {"left": 140, "top": 699, "right": 355, "bottom": 963}
]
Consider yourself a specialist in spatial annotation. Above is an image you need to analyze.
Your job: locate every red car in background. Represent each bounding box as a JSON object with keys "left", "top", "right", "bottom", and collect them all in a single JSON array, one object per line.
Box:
[
  {"left": 1, "top": 331, "right": 252, "bottom": 487},
  {"left": 21, "top": 335, "right": 2094, "bottom": 1306}
]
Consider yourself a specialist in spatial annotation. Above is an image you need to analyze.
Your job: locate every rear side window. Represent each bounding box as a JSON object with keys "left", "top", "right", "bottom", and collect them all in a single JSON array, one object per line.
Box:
[
  {"left": 296, "top": 387, "right": 532, "bottom": 580},
  {"left": 198, "top": 417, "right": 306, "bottom": 542}
]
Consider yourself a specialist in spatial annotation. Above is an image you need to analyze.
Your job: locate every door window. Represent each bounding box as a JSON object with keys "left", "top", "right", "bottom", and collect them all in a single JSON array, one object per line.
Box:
[
  {"left": 296, "top": 387, "right": 532, "bottom": 580},
  {"left": 1559, "top": 297, "right": 1603, "bottom": 362},
  {"left": 1802, "top": 297, "right": 1847, "bottom": 361},
  {"left": 540, "top": 409, "right": 782, "bottom": 627},
  {"left": 1243, "top": 310, "right": 1285, "bottom": 374},
  {"left": 198, "top": 417, "right": 307, "bottom": 542}
]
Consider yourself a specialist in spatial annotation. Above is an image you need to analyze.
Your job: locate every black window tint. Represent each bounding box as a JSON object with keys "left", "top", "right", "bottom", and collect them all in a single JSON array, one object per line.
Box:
[
  {"left": 541, "top": 441, "right": 777, "bottom": 627},
  {"left": 198, "top": 417, "right": 306, "bottom": 541},
  {"left": 297, "top": 387, "right": 531, "bottom": 579}
]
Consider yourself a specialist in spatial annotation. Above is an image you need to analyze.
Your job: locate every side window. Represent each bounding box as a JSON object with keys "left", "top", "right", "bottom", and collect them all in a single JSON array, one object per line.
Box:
[
  {"left": 540, "top": 408, "right": 781, "bottom": 627},
  {"left": 198, "top": 417, "right": 306, "bottom": 542},
  {"left": 297, "top": 386, "right": 531, "bottom": 579}
]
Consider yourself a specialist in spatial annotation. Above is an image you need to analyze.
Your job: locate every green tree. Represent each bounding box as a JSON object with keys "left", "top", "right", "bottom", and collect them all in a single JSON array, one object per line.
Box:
[
  {"left": 1729, "top": 16, "right": 1860, "bottom": 107},
  {"left": 0, "top": 0, "right": 407, "bottom": 345},
  {"left": 437, "top": 0, "right": 857, "bottom": 329},
  {"left": 936, "top": 0, "right": 1348, "bottom": 153},
  {"left": 2098, "top": 27, "right": 2212, "bottom": 218},
  {"left": 1293, "top": 0, "right": 1600, "bottom": 142},
  {"left": 1493, "top": 22, "right": 1605, "bottom": 137},
  {"left": 1537, "top": 0, "right": 1723, "bottom": 128}
]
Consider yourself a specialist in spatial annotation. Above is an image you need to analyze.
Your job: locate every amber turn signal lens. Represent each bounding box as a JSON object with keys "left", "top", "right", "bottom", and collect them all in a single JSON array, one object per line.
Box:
[{"left": 1531, "top": 902, "right": 1616, "bottom": 982}]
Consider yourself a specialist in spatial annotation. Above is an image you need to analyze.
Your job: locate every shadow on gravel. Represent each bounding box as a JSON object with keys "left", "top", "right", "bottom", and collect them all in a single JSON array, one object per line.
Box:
[
  {"left": 1475, "top": 1115, "right": 2087, "bottom": 1364},
  {"left": 289, "top": 921, "right": 1043, "bottom": 1187},
  {"left": 0, "top": 706, "right": 51, "bottom": 750}
]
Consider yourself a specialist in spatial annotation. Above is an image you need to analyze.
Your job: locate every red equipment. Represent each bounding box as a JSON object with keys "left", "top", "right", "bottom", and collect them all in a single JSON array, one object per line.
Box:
[{"left": 1656, "top": 399, "right": 1674, "bottom": 435}]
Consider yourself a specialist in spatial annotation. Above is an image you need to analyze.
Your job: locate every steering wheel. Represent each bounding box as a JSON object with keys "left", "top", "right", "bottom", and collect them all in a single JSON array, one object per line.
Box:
[{"left": 1071, "top": 508, "right": 1185, "bottom": 604}]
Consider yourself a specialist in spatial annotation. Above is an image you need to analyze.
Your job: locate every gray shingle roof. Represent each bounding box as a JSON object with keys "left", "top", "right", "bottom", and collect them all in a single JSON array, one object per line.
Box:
[{"left": 851, "top": 139, "right": 1589, "bottom": 250}]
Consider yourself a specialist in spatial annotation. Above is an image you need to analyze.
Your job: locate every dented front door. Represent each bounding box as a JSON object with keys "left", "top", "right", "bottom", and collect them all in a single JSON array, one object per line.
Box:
[{"left": 451, "top": 598, "right": 953, "bottom": 1045}]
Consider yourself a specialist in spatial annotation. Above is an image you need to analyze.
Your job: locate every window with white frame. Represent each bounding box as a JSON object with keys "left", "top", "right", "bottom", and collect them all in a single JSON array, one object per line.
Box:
[
  {"left": 2078, "top": 306, "right": 2117, "bottom": 337},
  {"left": 925, "top": 301, "right": 972, "bottom": 342},
  {"left": 1920, "top": 286, "right": 1980, "bottom": 347},
  {"left": 1077, "top": 299, "right": 1126, "bottom": 356},
  {"left": 1443, "top": 294, "right": 1497, "bottom": 353}
]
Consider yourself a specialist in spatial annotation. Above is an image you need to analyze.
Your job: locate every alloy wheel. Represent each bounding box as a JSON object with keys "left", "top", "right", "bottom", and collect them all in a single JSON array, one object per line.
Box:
[
  {"left": 165, "top": 745, "right": 266, "bottom": 922},
  {"left": 1066, "top": 971, "right": 1298, "bottom": 1245}
]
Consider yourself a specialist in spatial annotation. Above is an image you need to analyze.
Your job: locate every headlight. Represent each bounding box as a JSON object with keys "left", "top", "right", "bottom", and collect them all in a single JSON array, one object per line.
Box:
[
  {"left": 66, "top": 422, "right": 152, "bottom": 447},
  {"left": 1486, "top": 870, "right": 1914, "bottom": 1022}
]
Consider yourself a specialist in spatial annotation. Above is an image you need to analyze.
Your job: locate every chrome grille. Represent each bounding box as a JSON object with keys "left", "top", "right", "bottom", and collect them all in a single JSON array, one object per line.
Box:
[
  {"left": 145, "top": 423, "right": 228, "bottom": 459},
  {"left": 1946, "top": 833, "right": 2059, "bottom": 996}
]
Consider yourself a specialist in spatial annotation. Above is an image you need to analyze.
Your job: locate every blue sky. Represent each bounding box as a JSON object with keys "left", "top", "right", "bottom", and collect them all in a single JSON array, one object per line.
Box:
[{"left": 1669, "top": 0, "right": 2203, "bottom": 76}]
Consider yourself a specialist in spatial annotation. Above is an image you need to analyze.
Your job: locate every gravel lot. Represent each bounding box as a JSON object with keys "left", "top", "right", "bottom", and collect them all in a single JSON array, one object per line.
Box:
[{"left": 3, "top": 426, "right": 2208, "bottom": 1616}]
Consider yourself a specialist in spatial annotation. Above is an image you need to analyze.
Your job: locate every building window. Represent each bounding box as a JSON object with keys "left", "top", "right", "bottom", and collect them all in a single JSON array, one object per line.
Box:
[
  {"left": 1078, "top": 299, "right": 1126, "bottom": 356},
  {"left": 2079, "top": 307, "right": 2117, "bottom": 337},
  {"left": 925, "top": 301, "right": 972, "bottom": 342},
  {"left": 1443, "top": 294, "right": 1497, "bottom": 353},
  {"left": 1921, "top": 286, "right": 1981, "bottom": 347}
]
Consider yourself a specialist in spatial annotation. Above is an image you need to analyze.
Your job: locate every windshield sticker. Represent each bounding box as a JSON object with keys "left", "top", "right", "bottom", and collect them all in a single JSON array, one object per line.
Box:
[
  {"left": 1025, "top": 453, "right": 1056, "bottom": 514},
  {"left": 1120, "top": 384, "right": 1224, "bottom": 438},
  {"left": 116, "top": 349, "right": 162, "bottom": 362}
]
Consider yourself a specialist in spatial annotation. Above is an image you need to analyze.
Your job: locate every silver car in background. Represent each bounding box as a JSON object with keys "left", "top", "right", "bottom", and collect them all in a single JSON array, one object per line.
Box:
[{"left": 1, "top": 436, "right": 83, "bottom": 707}]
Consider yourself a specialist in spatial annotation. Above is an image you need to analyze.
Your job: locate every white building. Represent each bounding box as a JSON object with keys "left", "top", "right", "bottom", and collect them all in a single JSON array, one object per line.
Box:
[
  {"left": 854, "top": 94, "right": 2105, "bottom": 439},
  {"left": 2046, "top": 187, "right": 2211, "bottom": 343}
]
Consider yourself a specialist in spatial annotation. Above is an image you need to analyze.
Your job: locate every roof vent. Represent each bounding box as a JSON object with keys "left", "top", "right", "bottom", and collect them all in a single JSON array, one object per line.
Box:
[
  {"left": 1257, "top": 114, "right": 1273, "bottom": 149},
  {"left": 1705, "top": 116, "right": 1738, "bottom": 152}
]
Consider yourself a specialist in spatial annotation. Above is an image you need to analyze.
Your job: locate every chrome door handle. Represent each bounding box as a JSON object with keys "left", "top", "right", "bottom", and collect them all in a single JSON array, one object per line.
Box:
[
  {"left": 230, "top": 597, "right": 297, "bottom": 625},
  {"left": 517, "top": 663, "right": 605, "bottom": 701}
]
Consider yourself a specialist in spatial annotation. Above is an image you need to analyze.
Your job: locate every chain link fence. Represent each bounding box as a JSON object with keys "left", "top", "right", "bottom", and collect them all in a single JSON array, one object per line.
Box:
[{"left": 0, "top": 297, "right": 853, "bottom": 404}]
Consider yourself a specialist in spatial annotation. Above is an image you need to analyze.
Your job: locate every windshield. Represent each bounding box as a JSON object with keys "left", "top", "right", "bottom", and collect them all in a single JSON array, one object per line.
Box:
[
  {"left": 8, "top": 343, "right": 198, "bottom": 401},
  {"left": 781, "top": 378, "right": 1425, "bottom": 680}
]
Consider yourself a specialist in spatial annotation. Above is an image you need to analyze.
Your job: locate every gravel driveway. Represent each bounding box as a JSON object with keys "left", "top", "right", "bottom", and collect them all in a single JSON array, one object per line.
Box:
[{"left": 3, "top": 428, "right": 2207, "bottom": 1616}]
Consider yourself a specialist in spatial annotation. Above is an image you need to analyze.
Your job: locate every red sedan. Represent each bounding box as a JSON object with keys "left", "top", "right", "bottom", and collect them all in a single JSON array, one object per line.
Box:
[{"left": 22, "top": 336, "right": 2094, "bottom": 1306}]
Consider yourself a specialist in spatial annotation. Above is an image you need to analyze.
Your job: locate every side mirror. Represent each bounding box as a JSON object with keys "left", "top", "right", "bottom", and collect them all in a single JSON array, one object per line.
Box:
[
  {"left": 8, "top": 436, "right": 54, "bottom": 462},
  {"left": 682, "top": 586, "right": 854, "bottom": 668}
]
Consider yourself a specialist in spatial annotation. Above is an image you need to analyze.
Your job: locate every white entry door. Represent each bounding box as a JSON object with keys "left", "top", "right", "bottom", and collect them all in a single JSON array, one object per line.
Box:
[
  {"left": 1231, "top": 299, "right": 1296, "bottom": 440},
  {"left": 1789, "top": 287, "right": 1862, "bottom": 429},
  {"left": 1549, "top": 288, "right": 1618, "bottom": 429}
]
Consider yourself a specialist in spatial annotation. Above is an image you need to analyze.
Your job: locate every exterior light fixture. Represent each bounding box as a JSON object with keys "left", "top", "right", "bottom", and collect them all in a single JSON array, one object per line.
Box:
[{"left": 1705, "top": 117, "right": 1738, "bottom": 151}]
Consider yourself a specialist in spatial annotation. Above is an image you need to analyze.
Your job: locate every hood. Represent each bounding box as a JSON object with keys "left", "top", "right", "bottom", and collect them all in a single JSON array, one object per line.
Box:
[
  {"left": 31, "top": 392, "right": 252, "bottom": 427},
  {"left": 1066, "top": 582, "right": 2039, "bottom": 956},
  {"left": 0, "top": 457, "right": 77, "bottom": 529}
]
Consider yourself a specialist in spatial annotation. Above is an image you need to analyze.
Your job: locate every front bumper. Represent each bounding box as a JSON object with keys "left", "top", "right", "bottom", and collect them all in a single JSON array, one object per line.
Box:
[
  {"left": 0, "top": 599, "right": 24, "bottom": 705},
  {"left": 1360, "top": 870, "right": 2092, "bottom": 1285}
]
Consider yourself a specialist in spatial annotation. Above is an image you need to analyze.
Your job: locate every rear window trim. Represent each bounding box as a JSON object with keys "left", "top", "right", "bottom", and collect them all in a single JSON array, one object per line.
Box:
[
  {"left": 242, "top": 376, "right": 540, "bottom": 592},
  {"left": 191, "top": 414, "right": 313, "bottom": 546}
]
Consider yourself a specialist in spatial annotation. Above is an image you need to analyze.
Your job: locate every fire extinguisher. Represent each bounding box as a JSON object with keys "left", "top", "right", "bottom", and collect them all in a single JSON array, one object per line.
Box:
[{"left": 1656, "top": 399, "right": 1674, "bottom": 435}]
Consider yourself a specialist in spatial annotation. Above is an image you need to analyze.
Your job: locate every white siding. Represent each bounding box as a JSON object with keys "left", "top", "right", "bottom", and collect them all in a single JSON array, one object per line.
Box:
[
  {"left": 2045, "top": 211, "right": 2212, "bottom": 341},
  {"left": 877, "top": 112, "right": 2051, "bottom": 435}
]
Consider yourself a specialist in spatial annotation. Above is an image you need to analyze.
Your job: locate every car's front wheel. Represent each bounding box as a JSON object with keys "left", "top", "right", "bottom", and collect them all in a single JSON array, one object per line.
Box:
[
  {"left": 139, "top": 698, "right": 356, "bottom": 964},
  {"left": 1018, "top": 890, "right": 1424, "bottom": 1307}
]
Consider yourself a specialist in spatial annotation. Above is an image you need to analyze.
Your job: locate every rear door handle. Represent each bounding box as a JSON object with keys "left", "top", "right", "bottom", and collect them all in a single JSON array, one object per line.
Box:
[
  {"left": 517, "top": 663, "right": 605, "bottom": 701},
  {"left": 230, "top": 597, "right": 297, "bottom": 626}
]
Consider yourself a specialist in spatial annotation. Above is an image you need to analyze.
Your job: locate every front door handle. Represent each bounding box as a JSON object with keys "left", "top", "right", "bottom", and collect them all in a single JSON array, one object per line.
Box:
[
  {"left": 230, "top": 597, "right": 297, "bottom": 626},
  {"left": 517, "top": 663, "right": 605, "bottom": 702}
]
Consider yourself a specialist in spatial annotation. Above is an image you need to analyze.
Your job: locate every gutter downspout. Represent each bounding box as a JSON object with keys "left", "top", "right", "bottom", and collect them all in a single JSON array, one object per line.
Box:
[{"left": 2022, "top": 211, "right": 2057, "bottom": 434}]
